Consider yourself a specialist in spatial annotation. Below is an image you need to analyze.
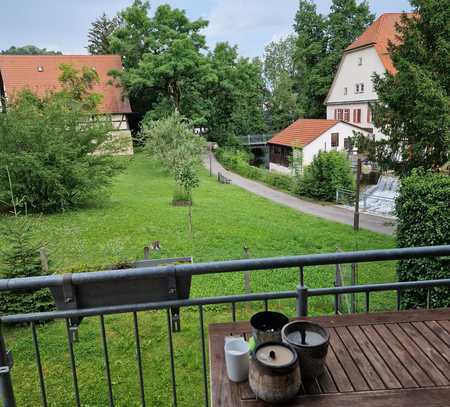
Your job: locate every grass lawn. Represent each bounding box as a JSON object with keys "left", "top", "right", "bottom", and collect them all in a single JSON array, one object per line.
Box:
[{"left": 1, "top": 154, "right": 395, "bottom": 406}]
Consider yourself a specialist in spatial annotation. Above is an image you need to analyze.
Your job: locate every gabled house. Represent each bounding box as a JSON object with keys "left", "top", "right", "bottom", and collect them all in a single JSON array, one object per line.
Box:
[
  {"left": 324, "top": 13, "right": 411, "bottom": 140},
  {"left": 0, "top": 55, "right": 133, "bottom": 155},
  {"left": 268, "top": 119, "right": 369, "bottom": 174}
]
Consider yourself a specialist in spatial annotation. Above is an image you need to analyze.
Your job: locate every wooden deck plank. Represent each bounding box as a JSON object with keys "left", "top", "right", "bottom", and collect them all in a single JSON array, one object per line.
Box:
[
  {"left": 373, "top": 324, "right": 434, "bottom": 387},
  {"left": 424, "top": 320, "right": 450, "bottom": 347},
  {"left": 240, "top": 387, "right": 450, "bottom": 406},
  {"left": 317, "top": 366, "right": 339, "bottom": 393},
  {"left": 360, "top": 324, "right": 418, "bottom": 389},
  {"left": 348, "top": 325, "right": 402, "bottom": 389},
  {"left": 335, "top": 326, "right": 385, "bottom": 390},
  {"left": 324, "top": 345, "right": 353, "bottom": 393},
  {"left": 328, "top": 327, "right": 370, "bottom": 391},
  {"left": 207, "top": 309, "right": 450, "bottom": 337},
  {"left": 209, "top": 309, "right": 450, "bottom": 406},
  {"left": 387, "top": 323, "right": 448, "bottom": 386},
  {"left": 399, "top": 323, "right": 450, "bottom": 380}
]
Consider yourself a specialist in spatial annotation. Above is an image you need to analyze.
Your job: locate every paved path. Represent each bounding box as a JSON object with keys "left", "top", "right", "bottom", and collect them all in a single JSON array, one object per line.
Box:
[{"left": 204, "top": 155, "right": 395, "bottom": 235}]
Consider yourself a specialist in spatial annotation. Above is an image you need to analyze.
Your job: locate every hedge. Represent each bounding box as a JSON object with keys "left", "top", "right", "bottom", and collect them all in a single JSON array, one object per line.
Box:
[
  {"left": 396, "top": 170, "right": 450, "bottom": 309},
  {"left": 216, "top": 148, "right": 293, "bottom": 192}
]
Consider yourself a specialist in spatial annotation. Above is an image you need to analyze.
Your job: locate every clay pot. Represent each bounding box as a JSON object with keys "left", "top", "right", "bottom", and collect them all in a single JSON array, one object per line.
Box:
[
  {"left": 250, "top": 311, "right": 289, "bottom": 346},
  {"left": 249, "top": 342, "right": 301, "bottom": 404},
  {"left": 282, "top": 321, "right": 330, "bottom": 379}
]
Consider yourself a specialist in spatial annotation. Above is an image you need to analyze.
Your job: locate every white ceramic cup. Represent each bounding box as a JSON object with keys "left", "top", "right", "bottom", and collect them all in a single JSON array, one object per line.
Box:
[{"left": 224, "top": 338, "right": 250, "bottom": 382}]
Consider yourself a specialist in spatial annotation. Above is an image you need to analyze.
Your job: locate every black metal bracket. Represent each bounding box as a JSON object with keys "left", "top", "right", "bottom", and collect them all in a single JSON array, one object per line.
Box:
[
  {"left": 0, "top": 351, "right": 13, "bottom": 375},
  {"left": 62, "top": 274, "right": 80, "bottom": 343},
  {"left": 166, "top": 267, "right": 181, "bottom": 333}
]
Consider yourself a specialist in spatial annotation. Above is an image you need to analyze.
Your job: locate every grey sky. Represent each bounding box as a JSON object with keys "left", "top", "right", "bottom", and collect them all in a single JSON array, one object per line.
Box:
[{"left": 1, "top": 1, "right": 411, "bottom": 57}]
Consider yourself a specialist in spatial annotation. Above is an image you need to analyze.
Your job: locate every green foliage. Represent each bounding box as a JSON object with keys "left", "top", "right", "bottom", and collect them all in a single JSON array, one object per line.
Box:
[
  {"left": 263, "top": 35, "right": 301, "bottom": 131},
  {"left": 142, "top": 113, "right": 205, "bottom": 203},
  {"left": 372, "top": 3, "right": 449, "bottom": 175},
  {"left": 109, "top": 0, "right": 213, "bottom": 122},
  {"left": 396, "top": 171, "right": 450, "bottom": 308},
  {"left": 1, "top": 45, "right": 61, "bottom": 55},
  {"left": 295, "top": 151, "right": 354, "bottom": 201},
  {"left": 86, "top": 13, "right": 121, "bottom": 55},
  {"left": 294, "top": 0, "right": 374, "bottom": 118},
  {"left": 216, "top": 148, "right": 293, "bottom": 191},
  {"left": 0, "top": 217, "right": 53, "bottom": 315},
  {"left": 206, "top": 43, "right": 267, "bottom": 145},
  {"left": 0, "top": 66, "right": 124, "bottom": 213}
]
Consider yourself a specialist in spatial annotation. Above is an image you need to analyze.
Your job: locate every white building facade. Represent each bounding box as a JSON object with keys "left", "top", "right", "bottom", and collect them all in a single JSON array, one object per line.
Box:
[{"left": 324, "top": 13, "right": 407, "bottom": 141}]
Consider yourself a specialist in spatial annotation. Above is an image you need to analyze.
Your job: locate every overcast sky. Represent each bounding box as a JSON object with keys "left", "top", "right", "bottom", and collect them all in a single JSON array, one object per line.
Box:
[{"left": 1, "top": 0, "right": 411, "bottom": 58}]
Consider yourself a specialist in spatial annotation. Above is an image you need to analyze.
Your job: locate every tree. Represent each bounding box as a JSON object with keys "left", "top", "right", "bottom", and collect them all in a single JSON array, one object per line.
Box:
[
  {"left": 263, "top": 35, "right": 301, "bottom": 131},
  {"left": 293, "top": 0, "right": 374, "bottom": 118},
  {"left": 372, "top": 3, "right": 449, "bottom": 175},
  {"left": 293, "top": 1, "right": 328, "bottom": 118},
  {"left": 142, "top": 113, "right": 206, "bottom": 236},
  {"left": 1, "top": 45, "right": 62, "bottom": 55},
  {"left": 87, "top": 13, "right": 122, "bottom": 55},
  {"left": 109, "top": 1, "right": 213, "bottom": 121},
  {"left": 205, "top": 43, "right": 266, "bottom": 145},
  {"left": 0, "top": 65, "right": 123, "bottom": 213}
]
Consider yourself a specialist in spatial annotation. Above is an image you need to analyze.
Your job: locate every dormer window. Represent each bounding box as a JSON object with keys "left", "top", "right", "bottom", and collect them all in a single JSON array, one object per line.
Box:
[
  {"left": 355, "top": 83, "right": 364, "bottom": 94},
  {"left": 37, "top": 65, "right": 44, "bottom": 72},
  {"left": 358, "top": 57, "right": 363, "bottom": 66}
]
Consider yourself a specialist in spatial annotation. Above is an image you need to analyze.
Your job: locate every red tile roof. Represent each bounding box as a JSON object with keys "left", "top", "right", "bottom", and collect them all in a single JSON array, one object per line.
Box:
[
  {"left": 268, "top": 119, "right": 340, "bottom": 147},
  {"left": 0, "top": 55, "right": 131, "bottom": 113},
  {"left": 345, "top": 13, "right": 414, "bottom": 74}
]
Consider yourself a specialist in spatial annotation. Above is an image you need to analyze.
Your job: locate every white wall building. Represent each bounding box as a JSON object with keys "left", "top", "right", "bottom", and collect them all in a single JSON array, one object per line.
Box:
[
  {"left": 324, "top": 13, "right": 410, "bottom": 141},
  {"left": 268, "top": 119, "right": 369, "bottom": 174}
]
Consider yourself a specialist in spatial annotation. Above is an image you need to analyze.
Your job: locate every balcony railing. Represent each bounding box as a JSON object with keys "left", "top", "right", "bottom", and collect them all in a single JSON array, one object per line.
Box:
[{"left": 0, "top": 245, "right": 449, "bottom": 406}]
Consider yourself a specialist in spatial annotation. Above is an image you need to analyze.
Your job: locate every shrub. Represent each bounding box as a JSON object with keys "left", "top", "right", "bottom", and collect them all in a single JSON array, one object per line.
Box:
[
  {"left": 0, "top": 217, "right": 54, "bottom": 316},
  {"left": 0, "top": 67, "right": 125, "bottom": 213},
  {"left": 296, "top": 151, "right": 354, "bottom": 201},
  {"left": 396, "top": 171, "right": 450, "bottom": 309},
  {"left": 216, "top": 148, "right": 293, "bottom": 191}
]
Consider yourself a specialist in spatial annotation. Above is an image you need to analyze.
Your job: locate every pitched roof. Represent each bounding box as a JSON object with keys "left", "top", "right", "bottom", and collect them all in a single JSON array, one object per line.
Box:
[
  {"left": 0, "top": 55, "right": 131, "bottom": 113},
  {"left": 345, "top": 13, "right": 414, "bottom": 74},
  {"left": 268, "top": 119, "right": 340, "bottom": 147}
]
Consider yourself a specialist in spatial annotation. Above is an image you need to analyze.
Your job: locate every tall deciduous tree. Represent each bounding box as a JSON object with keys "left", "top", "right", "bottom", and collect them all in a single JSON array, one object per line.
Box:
[
  {"left": 86, "top": 13, "right": 122, "bottom": 55},
  {"left": 205, "top": 43, "right": 266, "bottom": 145},
  {"left": 293, "top": 0, "right": 374, "bottom": 118},
  {"left": 372, "top": 2, "right": 449, "bottom": 175},
  {"left": 263, "top": 35, "right": 301, "bottom": 131}
]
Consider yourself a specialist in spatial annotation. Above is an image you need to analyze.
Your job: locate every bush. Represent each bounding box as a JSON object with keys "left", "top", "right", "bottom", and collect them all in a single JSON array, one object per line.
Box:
[
  {"left": 0, "top": 66, "right": 125, "bottom": 213},
  {"left": 396, "top": 171, "right": 450, "bottom": 309},
  {"left": 216, "top": 148, "right": 293, "bottom": 191},
  {"left": 295, "top": 151, "right": 354, "bottom": 201},
  {"left": 0, "top": 217, "right": 54, "bottom": 316}
]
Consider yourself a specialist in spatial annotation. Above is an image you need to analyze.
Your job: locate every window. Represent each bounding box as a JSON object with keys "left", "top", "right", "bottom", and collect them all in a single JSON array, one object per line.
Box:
[
  {"left": 344, "top": 87, "right": 348, "bottom": 95},
  {"left": 334, "top": 109, "right": 344, "bottom": 120},
  {"left": 353, "top": 109, "right": 361, "bottom": 123},
  {"left": 367, "top": 108, "right": 372, "bottom": 123},
  {"left": 37, "top": 65, "right": 44, "bottom": 72},
  {"left": 355, "top": 83, "right": 364, "bottom": 94},
  {"left": 358, "top": 57, "right": 363, "bottom": 66},
  {"left": 344, "top": 137, "right": 351, "bottom": 150},
  {"left": 331, "top": 133, "right": 339, "bottom": 147},
  {"left": 344, "top": 109, "right": 350, "bottom": 122}
]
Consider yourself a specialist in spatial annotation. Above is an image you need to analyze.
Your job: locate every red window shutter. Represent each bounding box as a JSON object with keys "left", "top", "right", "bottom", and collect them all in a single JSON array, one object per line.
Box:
[
  {"left": 358, "top": 109, "right": 361, "bottom": 123},
  {"left": 353, "top": 109, "right": 356, "bottom": 122},
  {"left": 334, "top": 109, "right": 337, "bottom": 120}
]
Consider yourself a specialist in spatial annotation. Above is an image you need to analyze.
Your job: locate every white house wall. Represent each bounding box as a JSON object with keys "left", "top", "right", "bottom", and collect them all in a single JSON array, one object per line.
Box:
[
  {"left": 326, "top": 46, "right": 386, "bottom": 105},
  {"left": 302, "top": 122, "right": 367, "bottom": 166}
]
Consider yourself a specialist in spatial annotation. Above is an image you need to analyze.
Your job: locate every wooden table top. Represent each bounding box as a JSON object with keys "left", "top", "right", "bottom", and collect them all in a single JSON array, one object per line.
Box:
[{"left": 208, "top": 309, "right": 450, "bottom": 406}]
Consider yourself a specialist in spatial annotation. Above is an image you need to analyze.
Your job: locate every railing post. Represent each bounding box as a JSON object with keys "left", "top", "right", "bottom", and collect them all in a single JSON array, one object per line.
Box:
[
  {"left": 0, "top": 323, "right": 15, "bottom": 407},
  {"left": 297, "top": 285, "right": 308, "bottom": 317}
]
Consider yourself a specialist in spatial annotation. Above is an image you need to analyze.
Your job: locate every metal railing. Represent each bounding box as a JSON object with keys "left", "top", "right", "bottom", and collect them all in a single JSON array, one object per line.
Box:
[
  {"left": 239, "top": 134, "right": 273, "bottom": 146},
  {"left": 0, "top": 245, "right": 449, "bottom": 406}
]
